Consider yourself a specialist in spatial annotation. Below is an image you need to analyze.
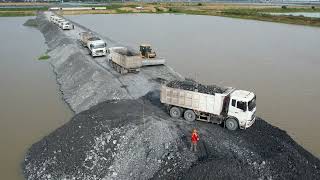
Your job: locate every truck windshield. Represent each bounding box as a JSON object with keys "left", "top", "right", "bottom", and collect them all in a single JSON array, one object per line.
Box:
[
  {"left": 88, "top": 37, "right": 101, "bottom": 41},
  {"left": 93, "top": 43, "right": 106, "bottom": 49},
  {"left": 248, "top": 96, "right": 256, "bottom": 111},
  {"left": 237, "top": 101, "right": 247, "bottom": 111}
]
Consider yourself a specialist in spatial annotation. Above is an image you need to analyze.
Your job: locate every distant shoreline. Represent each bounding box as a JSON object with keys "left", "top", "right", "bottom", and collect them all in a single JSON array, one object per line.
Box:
[{"left": 1, "top": 2, "right": 320, "bottom": 27}]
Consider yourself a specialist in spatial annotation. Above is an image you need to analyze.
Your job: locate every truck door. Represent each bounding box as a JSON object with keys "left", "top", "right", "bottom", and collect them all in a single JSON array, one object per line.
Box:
[{"left": 228, "top": 99, "right": 247, "bottom": 120}]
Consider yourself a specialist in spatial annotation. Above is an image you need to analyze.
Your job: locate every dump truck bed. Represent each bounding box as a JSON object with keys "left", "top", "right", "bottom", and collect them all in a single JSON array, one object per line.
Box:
[
  {"left": 161, "top": 81, "right": 234, "bottom": 115},
  {"left": 109, "top": 47, "right": 142, "bottom": 69},
  {"left": 79, "top": 32, "right": 94, "bottom": 45}
]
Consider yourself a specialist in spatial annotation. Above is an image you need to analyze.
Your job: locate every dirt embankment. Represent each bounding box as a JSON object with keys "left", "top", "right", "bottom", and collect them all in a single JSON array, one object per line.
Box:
[
  {"left": 23, "top": 12, "right": 320, "bottom": 180},
  {"left": 34, "top": 12, "right": 179, "bottom": 113}
]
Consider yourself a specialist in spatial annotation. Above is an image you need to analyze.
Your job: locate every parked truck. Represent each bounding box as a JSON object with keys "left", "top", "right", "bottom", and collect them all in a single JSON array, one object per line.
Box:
[
  {"left": 160, "top": 80, "right": 256, "bottom": 130},
  {"left": 107, "top": 47, "right": 142, "bottom": 74},
  {"left": 79, "top": 32, "right": 107, "bottom": 57}
]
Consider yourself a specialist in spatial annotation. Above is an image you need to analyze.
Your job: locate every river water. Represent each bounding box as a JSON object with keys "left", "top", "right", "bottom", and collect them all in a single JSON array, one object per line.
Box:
[
  {"left": 0, "top": 17, "right": 73, "bottom": 179},
  {"left": 68, "top": 14, "right": 320, "bottom": 157}
]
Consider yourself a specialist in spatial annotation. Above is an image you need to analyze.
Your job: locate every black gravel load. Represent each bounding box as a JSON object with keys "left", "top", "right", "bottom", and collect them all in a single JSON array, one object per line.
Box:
[
  {"left": 114, "top": 48, "right": 139, "bottom": 56},
  {"left": 166, "top": 79, "right": 227, "bottom": 95}
]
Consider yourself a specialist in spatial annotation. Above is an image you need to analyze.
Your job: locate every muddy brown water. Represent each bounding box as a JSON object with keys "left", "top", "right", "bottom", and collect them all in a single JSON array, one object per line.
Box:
[
  {"left": 0, "top": 17, "right": 72, "bottom": 179},
  {"left": 67, "top": 14, "right": 320, "bottom": 157}
]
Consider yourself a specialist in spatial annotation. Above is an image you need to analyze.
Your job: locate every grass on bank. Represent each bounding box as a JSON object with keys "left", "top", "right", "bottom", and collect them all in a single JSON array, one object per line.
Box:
[
  {"left": 0, "top": 6, "right": 48, "bottom": 17},
  {"left": 217, "top": 8, "right": 320, "bottom": 27},
  {"left": 1, "top": 2, "right": 320, "bottom": 27},
  {"left": 0, "top": 11, "right": 36, "bottom": 17},
  {"left": 38, "top": 54, "right": 50, "bottom": 61}
]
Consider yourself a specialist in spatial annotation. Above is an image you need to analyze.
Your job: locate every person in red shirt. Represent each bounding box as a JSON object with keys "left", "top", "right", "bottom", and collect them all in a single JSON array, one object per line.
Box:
[{"left": 191, "top": 129, "right": 199, "bottom": 152}]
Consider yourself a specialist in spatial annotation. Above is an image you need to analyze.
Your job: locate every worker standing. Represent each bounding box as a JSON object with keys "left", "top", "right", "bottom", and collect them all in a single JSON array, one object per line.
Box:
[{"left": 191, "top": 129, "right": 199, "bottom": 152}]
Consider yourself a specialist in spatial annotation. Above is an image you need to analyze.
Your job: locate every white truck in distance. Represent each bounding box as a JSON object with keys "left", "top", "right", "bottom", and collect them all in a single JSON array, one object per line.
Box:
[
  {"left": 160, "top": 80, "right": 256, "bottom": 130},
  {"left": 79, "top": 32, "right": 107, "bottom": 57},
  {"left": 54, "top": 17, "right": 64, "bottom": 25},
  {"left": 59, "top": 21, "right": 74, "bottom": 30},
  {"left": 50, "top": 15, "right": 60, "bottom": 23}
]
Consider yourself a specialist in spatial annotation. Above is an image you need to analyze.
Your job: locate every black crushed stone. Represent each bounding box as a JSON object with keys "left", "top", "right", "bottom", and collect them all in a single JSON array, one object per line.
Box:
[{"left": 166, "top": 79, "right": 227, "bottom": 95}]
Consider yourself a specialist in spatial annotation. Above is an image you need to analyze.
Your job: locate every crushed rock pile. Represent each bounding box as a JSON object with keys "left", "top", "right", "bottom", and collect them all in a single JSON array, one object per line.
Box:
[
  {"left": 23, "top": 98, "right": 197, "bottom": 180},
  {"left": 166, "top": 80, "right": 227, "bottom": 94}
]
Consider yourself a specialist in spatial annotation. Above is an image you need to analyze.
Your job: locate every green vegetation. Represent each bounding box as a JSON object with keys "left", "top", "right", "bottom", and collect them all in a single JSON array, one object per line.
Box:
[
  {"left": 0, "top": 7, "right": 48, "bottom": 11},
  {"left": 217, "top": 8, "right": 320, "bottom": 27},
  {"left": 0, "top": 7, "right": 48, "bottom": 17},
  {"left": 2, "top": 2, "right": 320, "bottom": 27},
  {"left": 157, "top": 5, "right": 320, "bottom": 27},
  {"left": 38, "top": 54, "right": 50, "bottom": 61},
  {"left": 0, "top": 11, "right": 36, "bottom": 17}
]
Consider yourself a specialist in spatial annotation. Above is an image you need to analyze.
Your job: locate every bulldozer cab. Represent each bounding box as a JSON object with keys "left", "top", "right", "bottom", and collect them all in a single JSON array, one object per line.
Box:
[
  {"left": 140, "top": 44, "right": 156, "bottom": 58},
  {"left": 140, "top": 44, "right": 152, "bottom": 53}
]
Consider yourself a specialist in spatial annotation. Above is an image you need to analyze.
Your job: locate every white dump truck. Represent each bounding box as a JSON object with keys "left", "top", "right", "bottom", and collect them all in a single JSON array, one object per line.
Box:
[
  {"left": 50, "top": 16, "right": 60, "bottom": 23},
  {"left": 160, "top": 80, "right": 256, "bottom": 130},
  {"left": 59, "top": 21, "right": 74, "bottom": 30},
  {"left": 107, "top": 47, "right": 142, "bottom": 74},
  {"left": 79, "top": 32, "right": 107, "bottom": 57},
  {"left": 49, "top": 15, "right": 56, "bottom": 22}
]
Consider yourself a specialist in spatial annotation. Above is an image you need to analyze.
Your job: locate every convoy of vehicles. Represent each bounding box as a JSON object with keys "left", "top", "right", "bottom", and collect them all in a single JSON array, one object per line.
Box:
[
  {"left": 51, "top": 14, "right": 257, "bottom": 130},
  {"left": 50, "top": 15, "right": 74, "bottom": 30},
  {"left": 160, "top": 80, "right": 256, "bottom": 130}
]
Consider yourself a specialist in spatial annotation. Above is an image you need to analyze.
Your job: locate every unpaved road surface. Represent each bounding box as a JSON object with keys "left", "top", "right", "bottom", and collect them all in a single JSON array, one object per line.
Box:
[{"left": 23, "top": 12, "right": 320, "bottom": 180}]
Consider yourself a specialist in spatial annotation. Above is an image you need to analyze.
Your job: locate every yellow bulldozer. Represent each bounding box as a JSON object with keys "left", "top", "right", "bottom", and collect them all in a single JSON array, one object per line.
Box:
[{"left": 140, "top": 44, "right": 156, "bottom": 59}]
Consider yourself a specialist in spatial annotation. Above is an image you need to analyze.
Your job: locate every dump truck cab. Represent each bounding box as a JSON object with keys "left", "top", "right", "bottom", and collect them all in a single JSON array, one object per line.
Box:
[
  {"left": 227, "top": 90, "right": 256, "bottom": 129},
  {"left": 60, "top": 21, "right": 73, "bottom": 30},
  {"left": 49, "top": 15, "right": 57, "bottom": 22},
  {"left": 87, "top": 37, "right": 107, "bottom": 57},
  {"left": 140, "top": 44, "right": 156, "bottom": 58}
]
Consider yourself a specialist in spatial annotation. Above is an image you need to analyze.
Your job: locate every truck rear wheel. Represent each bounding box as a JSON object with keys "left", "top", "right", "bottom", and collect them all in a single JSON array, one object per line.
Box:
[
  {"left": 184, "top": 110, "right": 196, "bottom": 122},
  {"left": 170, "top": 107, "right": 181, "bottom": 118},
  {"left": 225, "top": 118, "right": 238, "bottom": 131}
]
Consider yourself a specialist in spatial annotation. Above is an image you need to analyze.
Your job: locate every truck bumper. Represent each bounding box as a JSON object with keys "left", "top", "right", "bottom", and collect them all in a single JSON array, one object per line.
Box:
[
  {"left": 243, "top": 117, "right": 256, "bottom": 129},
  {"left": 92, "top": 52, "right": 106, "bottom": 57}
]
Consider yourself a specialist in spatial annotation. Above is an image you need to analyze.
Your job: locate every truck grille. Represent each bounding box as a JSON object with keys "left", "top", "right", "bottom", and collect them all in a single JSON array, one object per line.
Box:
[{"left": 251, "top": 112, "right": 256, "bottom": 120}]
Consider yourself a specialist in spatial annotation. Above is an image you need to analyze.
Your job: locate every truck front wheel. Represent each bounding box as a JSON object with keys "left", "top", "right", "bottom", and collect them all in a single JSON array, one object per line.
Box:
[
  {"left": 170, "top": 107, "right": 181, "bottom": 118},
  {"left": 184, "top": 110, "right": 196, "bottom": 122},
  {"left": 225, "top": 118, "right": 238, "bottom": 131}
]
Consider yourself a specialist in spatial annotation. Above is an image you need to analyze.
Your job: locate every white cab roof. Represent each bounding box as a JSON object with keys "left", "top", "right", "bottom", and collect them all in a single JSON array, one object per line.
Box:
[
  {"left": 91, "top": 40, "right": 105, "bottom": 45},
  {"left": 230, "top": 90, "right": 255, "bottom": 102}
]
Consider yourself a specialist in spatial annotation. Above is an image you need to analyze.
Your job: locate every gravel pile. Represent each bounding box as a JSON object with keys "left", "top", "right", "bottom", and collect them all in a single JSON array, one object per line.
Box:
[
  {"left": 114, "top": 47, "right": 139, "bottom": 56},
  {"left": 23, "top": 98, "right": 196, "bottom": 180},
  {"left": 166, "top": 80, "right": 227, "bottom": 94},
  {"left": 23, "top": 94, "right": 320, "bottom": 180}
]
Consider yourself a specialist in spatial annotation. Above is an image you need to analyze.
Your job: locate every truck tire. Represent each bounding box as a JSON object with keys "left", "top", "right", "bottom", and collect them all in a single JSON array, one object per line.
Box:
[
  {"left": 170, "top": 107, "right": 181, "bottom": 118},
  {"left": 184, "top": 110, "right": 196, "bottom": 122},
  {"left": 225, "top": 118, "right": 238, "bottom": 131}
]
